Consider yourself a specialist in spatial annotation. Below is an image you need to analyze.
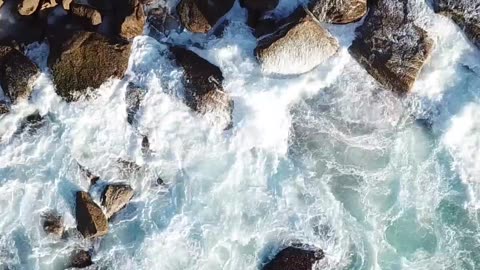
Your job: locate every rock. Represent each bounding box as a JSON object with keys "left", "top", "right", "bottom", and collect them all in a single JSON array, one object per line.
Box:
[
  {"left": 0, "top": 101, "right": 9, "bottom": 115},
  {"left": 41, "top": 211, "right": 64, "bottom": 237},
  {"left": 15, "top": 112, "right": 46, "bottom": 136},
  {"left": 125, "top": 82, "right": 145, "bottom": 125},
  {"left": 101, "top": 184, "right": 134, "bottom": 219},
  {"left": 118, "top": 0, "right": 145, "bottom": 39},
  {"left": 170, "top": 46, "right": 234, "bottom": 130},
  {"left": 49, "top": 31, "right": 130, "bottom": 102},
  {"left": 70, "top": 3, "right": 102, "bottom": 26},
  {"left": 147, "top": 7, "right": 182, "bottom": 39},
  {"left": 75, "top": 191, "right": 109, "bottom": 238},
  {"left": 141, "top": 136, "right": 150, "bottom": 155},
  {"left": 255, "top": 9, "right": 339, "bottom": 75},
  {"left": 263, "top": 246, "right": 324, "bottom": 270},
  {"left": 0, "top": 46, "right": 39, "bottom": 103},
  {"left": 308, "top": 0, "right": 367, "bottom": 24},
  {"left": 176, "top": 0, "right": 235, "bottom": 33},
  {"left": 96, "top": 0, "right": 145, "bottom": 39},
  {"left": 18, "top": 0, "right": 41, "bottom": 15},
  {"left": 433, "top": 0, "right": 480, "bottom": 49},
  {"left": 349, "top": 0, "right": 434, "bottom": 93},
  {"left": 69, "top": 250, "right": 93, "bottom": 268},
  {"left": 239, "top": 0, "right": 279, "bottom": 12},
  {"left": 78, "top": 163, "right": 100, "bottom": 185}
]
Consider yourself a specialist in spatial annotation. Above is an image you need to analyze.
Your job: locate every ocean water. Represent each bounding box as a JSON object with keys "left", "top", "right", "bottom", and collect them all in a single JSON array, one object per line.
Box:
[{"left": 1, "top": 0, "right": 480, "bottom": 269}]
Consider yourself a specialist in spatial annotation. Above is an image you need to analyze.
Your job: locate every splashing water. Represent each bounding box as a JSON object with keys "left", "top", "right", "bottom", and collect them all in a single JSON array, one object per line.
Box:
[{"left": 1, "top": 0, "right": 480, "bottom": 269}]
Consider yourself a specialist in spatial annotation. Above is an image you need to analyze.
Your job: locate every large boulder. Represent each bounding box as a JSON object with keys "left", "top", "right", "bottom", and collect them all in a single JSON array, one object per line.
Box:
[
  {"left": 433, "top": 0, "right": 480, "bottom": 49},
  {"left": 0, "top": 101, "right": 9, "bottom": 115},
  {"left": 101, "top": 184, "right": 134, "bottom": 219},
  {"left": 263, "top": 246, "right": 324, "bottom": 270},
  {"left": 75, "top": 191, "right": 109, "bottom": 238},
  {"left": 349, "top": 0, "right": 434, "bottom": 93},
  {"left": 170, "top": 46, "right": 234, "bottom": 130},
  {"left": 176, "top": 0, "right": 235, "bottom": 33},
  {"left": 48, "top": 31, "right": 130, "bottom": 102},
  {"left": 0, "top": 46, "right": 39, "bottom": 103},
  {"left": 255, "top": 9, "right": 339, "bottom": 75},
  {"left": 308, "top": 0, "right": 367, "bottom": 24},
  {"left": 125, "top": 82, "right": 145, "bottom": 125}
]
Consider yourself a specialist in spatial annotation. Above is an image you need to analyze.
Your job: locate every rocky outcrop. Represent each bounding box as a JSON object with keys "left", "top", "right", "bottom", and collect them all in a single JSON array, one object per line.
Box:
[
  {"left": 101, "top": 184, "right": 134, "bottom": 219},
  {"left": 349, "top": 0, "right": 434, "bottom": 93},
  {"left": 41, "top": 211, "right": 64, "bottom": 237},
  {"left": 49, "top": 31, "right": 131, "bottom": 102},
  {"left": 75, "top": 191, "right": 109, "bottom": 238},
  {"left": 0, "top": 46, "right": 39, "bottom": 103},
  {"left": 69, "top": 250, "right": 93, "bottom": 268},
  {"left": 433, "top": 0, "right": 480, "bottom": 49},
  {"left": 256, "top": 9, "right": 339, "bottom": 75},
  {"left": 308, "top": 0, "right": 367, "bottom": 24},
  {"left": 147, "top": 7, "right": 182, "bottom": 39},
  {"left": 117, "top": 0, "right": 145, "bottom": 39},
  {"left": 240, "top": 0, "right": 279, "bottom": 28},
  {"left": 263, "top": 246, "right": 324, "bottom": 270},
  {"left": 176, "top": 0, "right": 235, "bottom": 33},
  {"left": 170, "top": 46, "right": 234, "bottom": 130}
]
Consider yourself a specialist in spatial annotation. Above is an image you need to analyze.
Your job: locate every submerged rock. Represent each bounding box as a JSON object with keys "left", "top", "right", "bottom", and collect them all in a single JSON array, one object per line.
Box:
[
  {"left": 49, "top": 31, "right": 130, "bottom": 102},
  {"left": 125, "top": 82, "right": 145, "bottom": 125},
  {"left": 69, "top": 250, "right": 93, "bottom": 268},
  {"left": 308, "top": 0, "right": 367, "bottom": 24},
  {"left": 147, "top": 7, "right": 182, "bottom": 39},
  {"left": 433, "top": 0, "right": 480, "bottom": 49},
  {"left": 101, "top": 184, "right": 134, "bottom": 219},
  {"left": 41, "top": 211, "right": 64, "bottom": 237},
  {"left": 256, "top": 9, "right": 339, "bottom": 75},
  {"left": 349, "top": 0, "right": 434, "bottom": 93},
  {"left": 15, "top": 112, "right": 46, "bottom": 136},
  {"left": 176, "top": 0, "right": 235, "bottom": 33},
  {"left": 117, "top": 0, "right": 145, "bottom": 39},
  {"left": 0, "top": 46, "right": 39, "bottom": 103},
  {"left": 75, "top": 191, "right": 109, "bottom": 238},
  {"left": 169, "top": 46, "right": 233, "bottom": 130},
  {"left": 263, "top": 246, "right": 324, "bottom": 270}
]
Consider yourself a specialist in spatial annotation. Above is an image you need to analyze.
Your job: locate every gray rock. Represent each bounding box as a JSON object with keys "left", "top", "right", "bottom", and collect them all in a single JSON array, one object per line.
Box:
[
  {"left": 101, "top": 184, "right": 134, "bottom": 219},
  {"left": 125, "top": 83, "right": 145, "bottom": 125},
  {"left": 349, "top": 0, "right": 434, "bottom": 93}
]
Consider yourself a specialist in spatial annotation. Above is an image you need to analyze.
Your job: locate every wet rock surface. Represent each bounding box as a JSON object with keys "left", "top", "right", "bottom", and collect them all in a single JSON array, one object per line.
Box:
[
  {"left": 263, "top": 246, "right": 324, "bottom": 270},
  {"left": 75, "top": 191, "right": 109, "bottom": 238},
  {"left": 256, "top": 9, "right": 339, "bottom": 75},
  {"left": 41, "top": 211, "right": 64, "bottom": 237},
  {"left": 101, "top": 184, "right": 134, "bottom": 219},
  {"left": 147, "top": 7, "right": 182, "bottom": 39},
  {"left": 0, "top": 46, "right": 39, "bottom": 103},
  {"left": 125, "top": 82, "right": 145, "bottom": 125},
  {"left": 349, "top": 0, "right": 434, "bottom": 93},
  {"left": 308, "top": 0, "right": 367, "bottom": 24},
  {"left": 69, "top": 250, "right": 93, "bottom": 268},
  {"left": 15, "top": 112, "right": 46, "bottom": 136},
  {"left": 170, "top": 46, "right": 233, "bottom": 130},
  {"left": 433, "top": 0, "right": 480, "bottom": 49},
  {"left": 176, "top": 0, "right": 235, "bottom": 33},
  {"left": 49, "top": 31, "right": 131, "bottom": 102}
]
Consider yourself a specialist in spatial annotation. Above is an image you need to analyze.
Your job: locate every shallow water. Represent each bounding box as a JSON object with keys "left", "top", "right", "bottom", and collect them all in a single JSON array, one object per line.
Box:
[{"left": 1, "top": 0, "right": 480, "bottom": 269}]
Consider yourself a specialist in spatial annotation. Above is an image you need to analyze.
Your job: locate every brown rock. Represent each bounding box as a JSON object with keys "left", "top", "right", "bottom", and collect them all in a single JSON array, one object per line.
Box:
[
  {"left": 48, "top": 31, "right": 131, "bottom": 102},
  {"left": 0, "top": 46, "right": 39, "bottom": 103},
  {"left": 176, "top": 0, "right": 235, "bottom": 33},
  {"left": 62, "top": 0, "right": 71, "bottom": 10},
  {"left": 119, "top": 0, "right": 145, "bottom": 39},
  {"left": 433, "top": 0, "right": 479, "bottom": 49},
  {"left": 69, "top": 250, "right": 93, "bottom": 268},
  {"left": 41, "top": 211, "right": 64, "bottom": 237},
  {"left": 70, "top": 3, "right": 102, "bottom": 26},
  {"left": 101, "top": 184, "right": 134, "bottom": 219},
  {"left": 256, "top": 9, "right": 339, "bottom": 75},
  {"left": 308, "top": 0, "right": 367, "bottom": 24},
  {"left": 75, "top": 191, "right": 108, "bottom": 238},
  {"left": 263, "top": 246, "right": 324, "bottom": 270},
  {"left": 18, "top": 0, "right": 40, "bottom": 15},
  {"left": 349, "top": 0, "right": 434, "bottom": 93},
  {"left": 0, "top": 101, "right": 9, "bottom": 115},
  {"left": 147, "top": 7, "right": 182, "bottom": 39},
  {"left": 0, "top": 0, "right": 4, "bottom": 8},
  {"left": 170, "top": 46, "right": 234, "bottom": 130}
]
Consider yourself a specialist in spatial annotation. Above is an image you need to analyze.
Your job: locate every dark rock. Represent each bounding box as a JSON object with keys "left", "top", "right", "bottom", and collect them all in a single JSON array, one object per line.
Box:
[
  {"left": 147, "top": 7, "right": 182, "bottom": 39},
  {"left": 18, "top": 0, "right": 41, "bottom": 15},
  {"left": 156, "top": 177, "right": 164, "bottom": 186},
  {"left": 0, "top": 46, "right": 39, "bottom": 103},
  {"left": 125, "top": 82, "right": 145, "bottom": 125},
  {"left": 349, "top": 0, "right": 434, "bottom": 93},
  {"left": 0, "top": 101, "right": 9, "bottom": 115},
  {"left": 308, "top": 0, "right": 367, "bottom": 24},
  {"left": 176, "top": 0, "right": 235, "bottom": 33},
  {"left": 48, "top": 31, "right": 130, "bottom": 102},
  {"left": 433, "top": 0, "right": 480, "bottom": 49},
  {"left": 95, "top": 0, "right": 145, "bottom": 39},
  {"left": 169, "top": 46, "right": 233, "bottom": 130},
  {"left": 15, "top": 112, "right": 46, "bottom": 136},
  {"left": 117, "top": 159, "right": 141, "bottom": 172},
  {"left": 78, "top": 163, "right": 100, "bottom": 185},
  {"left": 70, "top": 2, "right": 103, "bottom": 27},
  {"left": 75, "top": 191, "right": 109, "bottom": 238},
  {"left": 240, "top": 0, "right": 278, "bottom": 12},
  {"left": 263, "top": 246, "right": 324, "bottom": 270},
  {"left": 41, "top": 211, "right": 64, "bottom": 237},
  {"left": 69, "top": 250, "right": 93, "bottom": 268},
  {"left": 256, "top": 9, "right": 339, "bottom": 75},
  {"left": 101, "top": 184, "right": 134, "bottom": 219}
]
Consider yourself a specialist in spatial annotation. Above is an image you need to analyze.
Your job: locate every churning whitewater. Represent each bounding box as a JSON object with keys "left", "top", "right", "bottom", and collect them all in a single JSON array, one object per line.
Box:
[{"left": 1, "top": 0, "right": 480, "bottom": 269}]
